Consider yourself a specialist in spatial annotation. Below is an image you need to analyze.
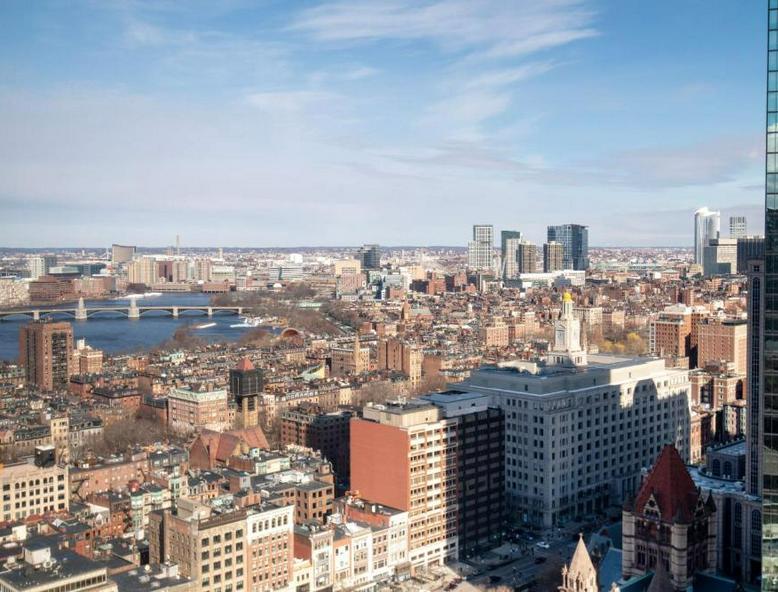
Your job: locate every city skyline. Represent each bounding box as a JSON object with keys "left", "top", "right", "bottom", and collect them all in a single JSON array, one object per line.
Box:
[{"left": 0, "top": 1, "right": 766, "bottom": 248}]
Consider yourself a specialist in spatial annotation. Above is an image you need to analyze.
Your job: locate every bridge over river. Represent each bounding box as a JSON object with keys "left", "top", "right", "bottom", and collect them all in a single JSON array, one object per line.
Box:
[{"left": 0, "top": 298, "right": 245, "bottom": 321}]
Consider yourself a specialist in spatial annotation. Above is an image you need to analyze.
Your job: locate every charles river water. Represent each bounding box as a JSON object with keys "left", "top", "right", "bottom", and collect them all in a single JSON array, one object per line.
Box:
[{"left": 0, "top": 292, "right": 254, "bottom": 361}]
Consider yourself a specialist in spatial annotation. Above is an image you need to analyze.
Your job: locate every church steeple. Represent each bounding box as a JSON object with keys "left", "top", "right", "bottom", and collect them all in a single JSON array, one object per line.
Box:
[
  {"left": 549, "top": 292, "right": 587, "bottom": 367},
  {"left": 559, "top": 534, "right": 598, "bottom": 592}
]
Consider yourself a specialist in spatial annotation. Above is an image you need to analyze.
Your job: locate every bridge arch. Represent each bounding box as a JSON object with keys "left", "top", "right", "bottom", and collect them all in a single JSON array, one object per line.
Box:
[
  {"left": 87, "top": 309, "right": 129, "bottom": 319},
  {"left": 280, "top": 327, "right": 303, "bottom": 339}
]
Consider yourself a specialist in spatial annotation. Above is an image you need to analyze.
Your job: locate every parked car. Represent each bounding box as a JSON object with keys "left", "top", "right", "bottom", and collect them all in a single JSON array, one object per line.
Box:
[{"left": 536, "top": 541, "right": 550, "bottom": 549}]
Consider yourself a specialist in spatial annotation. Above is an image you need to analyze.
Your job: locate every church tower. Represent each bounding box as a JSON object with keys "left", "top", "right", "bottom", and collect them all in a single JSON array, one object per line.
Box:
[
  {"left": 559, "top": 534, "right": 598, "bottom": 592},
  {"left": 549, "top": 292, "right": 587, "bottom": 367}
]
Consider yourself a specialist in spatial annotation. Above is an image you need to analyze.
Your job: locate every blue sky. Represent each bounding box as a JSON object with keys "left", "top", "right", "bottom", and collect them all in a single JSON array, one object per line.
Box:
[{"left": 0, "top": 0, "right": 766, "bottom": 247}]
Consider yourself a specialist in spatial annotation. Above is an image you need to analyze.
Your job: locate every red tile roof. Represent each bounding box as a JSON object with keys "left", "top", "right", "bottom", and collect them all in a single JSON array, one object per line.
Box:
[
  {"left": 235, "top": 357, "right": 255, "bottom": 371},
  {"left": 634, "top": 445, "right": 699, "bottom": 523}
]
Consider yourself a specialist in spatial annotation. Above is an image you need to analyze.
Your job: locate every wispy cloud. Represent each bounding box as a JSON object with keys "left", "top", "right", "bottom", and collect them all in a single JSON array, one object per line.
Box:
[{"left": 291, "top": 0, "right": 597, "bottom": 56}]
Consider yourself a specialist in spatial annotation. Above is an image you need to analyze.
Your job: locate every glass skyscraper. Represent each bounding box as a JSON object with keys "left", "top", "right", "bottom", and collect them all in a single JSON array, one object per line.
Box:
[
  {"left": 547, "top": 224, "right": 589, "bottom": 270},
  {"left": 764, "top": 1, "right": 778, "bottom": 587}
]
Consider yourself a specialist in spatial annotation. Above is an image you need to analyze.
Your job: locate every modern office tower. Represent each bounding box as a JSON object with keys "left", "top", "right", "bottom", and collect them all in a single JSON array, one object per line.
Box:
[
  {"left": 468, "top": 224, "right": 494, "bottom": 270},
  {"left": 229, "top": 357, "right": 263, "bottom": 428},
  {"left": 460, "top": 305, "right": 691, "bottom": 528},
  {"left": 737, "top": 236, "right": 765, "bottom": 274},
  {"left": 19, "top": 321, "right": 74, "bottom": 392},
  {"left": 622, "top": 446, "right": 717, "bottom": 590},
  {"left": 731, "top": 216, "right": 748, "bottom": 239},
  {"left": 543, "top": 241, "right": 564, "bottom": 272},
  {"left": 694, "top": 207, "right": 721, "bottom": 264},
  {"left": 748, "top": 260, "right": 764, "bottom": 501},
  {"left": 516, "top": 240, "right": 538, "bottom": 273},
  {"left": 764, "top": 2, "right": 778, "bottom": 584},
  {"left": 547, "top": 224, "right": 589, "bottom": 270},
  {"left": 360, "top": 244, "right": 381, "bottom": 270},
  {"left": 703, "top": 238, "right": 738, "bottom": 276},
  {"left": 500, "top": 230, "right": 522, "bottom": 277},
  {"left": 351, "top": 393, "right": 504, "bottom": 565},
  {"left": 111, "top": 244, "right": 135, "bottom": 265}
]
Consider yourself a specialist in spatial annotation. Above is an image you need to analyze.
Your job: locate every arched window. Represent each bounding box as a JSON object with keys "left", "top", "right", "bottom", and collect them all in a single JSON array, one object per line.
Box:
[
  {"left": 712, "top": 459, "right": 721, "bottom": 476},
  {"left": 752, "top": 509, "right": 762, "bottom": 531},
  {"left": 723, "top": 461, "right": 732, "bottom": 477}
]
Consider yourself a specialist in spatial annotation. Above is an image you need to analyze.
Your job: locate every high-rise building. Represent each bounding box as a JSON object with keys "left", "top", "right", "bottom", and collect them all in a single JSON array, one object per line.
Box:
[
  {"left": 127, "top": 256, "right": 158, "bottom": 286},
  {"left": 731, "top": 216, "right": 748, "bottom": 239},
  {"left": 543, "top": 241, "right": 564, "bottom": 272},
  {"left": 111, "top": 244, "right": 135, "bottom": 265},
  {"left": 350, "top": 393, "right": 505, "bottom": 564},
  {"left": 547, "top": 224, "right": 589, "bottom": 270},
  {"left": 28, "top": 255, "right": 57, "bottom": 280},
  {"left": 762, "top": 2, "right": 778, "bottom": 585},
  {"left": 737, "top": 236, "right": 765, "bottom": 274},
  {"left": 19, "top": 321, "right": 74, "bottom": 392},
  {"left": 694, "top": 207, "right": 721, "bottom": 265},
  {"left": 502, "top": 237, "right": 521, "bottom": 279},
  {"left": 703, "top": 237, "right": 738, "bottom": 276},
  {"left": 500, "top": 230, "right": 521, "bottom": 278},
  {"left": 468, "top": 224, "right": 494, "bottom": 270},
  {"left": 460, "top": 311, "right": 691, "bottom": 527},
  {"left": 360, "top": 244, "right": 381, "bottom": 271},
  {"left": 515, "top": 240, "right": 538, "bottom": 274}
]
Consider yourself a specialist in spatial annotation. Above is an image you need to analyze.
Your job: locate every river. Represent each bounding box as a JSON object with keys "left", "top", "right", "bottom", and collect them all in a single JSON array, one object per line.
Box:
[{"left": 0, "top": 293, "right": 256, "bottom": 361}]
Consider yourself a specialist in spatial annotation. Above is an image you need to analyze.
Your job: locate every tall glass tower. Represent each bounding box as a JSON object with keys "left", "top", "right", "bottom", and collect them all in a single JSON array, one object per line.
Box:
[{"left": 764, "top": 1, "right": 778, "bottom": 587}]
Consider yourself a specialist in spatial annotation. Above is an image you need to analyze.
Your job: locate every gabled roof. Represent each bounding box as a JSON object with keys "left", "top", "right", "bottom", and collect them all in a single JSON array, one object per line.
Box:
[{"left": 634, "top": 445, "right": 701, "bottom": 523}]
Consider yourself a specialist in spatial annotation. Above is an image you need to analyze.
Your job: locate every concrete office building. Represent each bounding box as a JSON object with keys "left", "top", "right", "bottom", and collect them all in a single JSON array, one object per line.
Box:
[
  {"left": 703, "top": 237, "right": 738, "bottom": 276},
  {"left": 29, "top": 255, "right": 57, "bottom": 280},
  {"left": 730, "top": 216, "right": 747, "bottom": 239},
  {"left": 694, "top": 207, "right": 721, "bottom": 265},
  {"left": 543, "top": 241, "right": 564, "bottom": 273},
  {"left": 547, "top": 224, "right": 589, "bottom": 270},
  {"left": 19, "top": 320, "right": 74, "bottom": 392},
  {"left": 737, "top": 236, "right": 765, "bottom": 274},
  {"left": 467, "top": 225, "right": 494, "bottom": 271},
  {"left": 459, "top": 293, "right": 691, "bottom": 528},
  {"left": 111, "top": 244, "right": 136, "bottom": 265}
]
